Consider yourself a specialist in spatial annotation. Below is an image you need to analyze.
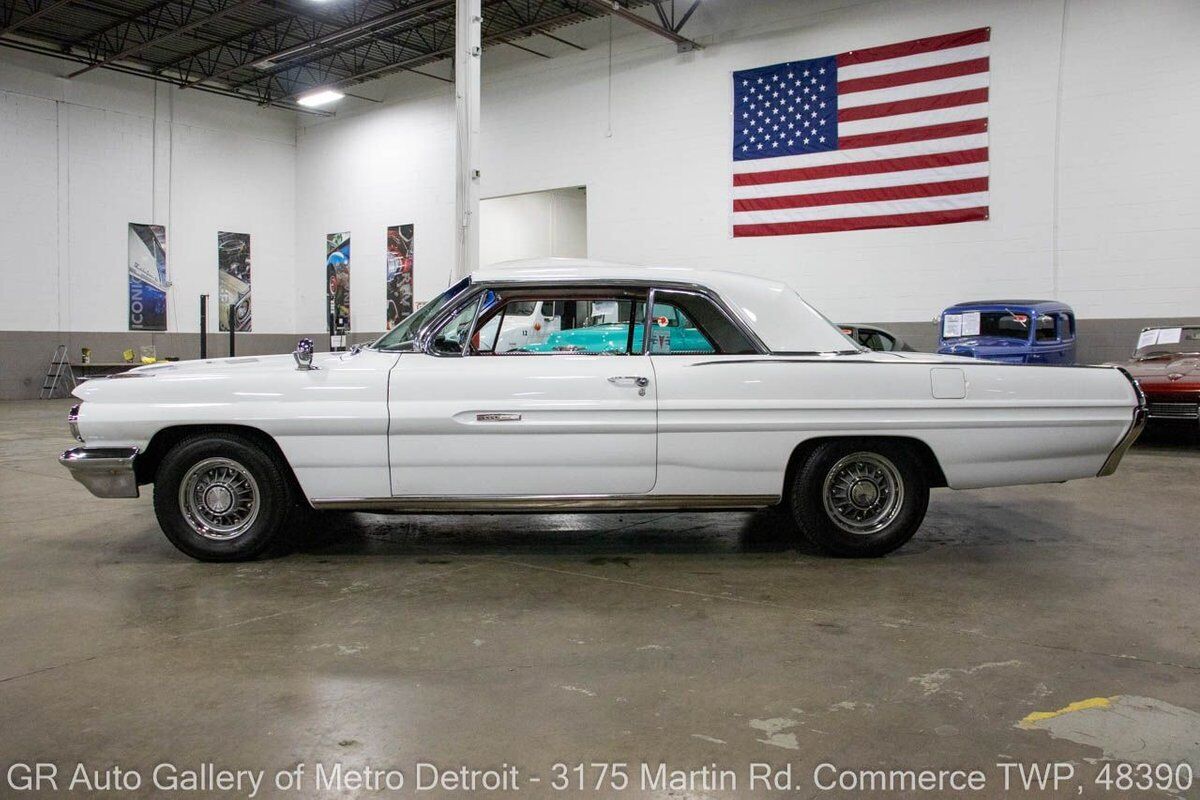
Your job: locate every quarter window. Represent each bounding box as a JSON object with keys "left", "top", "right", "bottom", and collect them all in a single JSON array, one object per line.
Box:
[{"left": 648, "top": 291, "right": 757, "bottom": 355}]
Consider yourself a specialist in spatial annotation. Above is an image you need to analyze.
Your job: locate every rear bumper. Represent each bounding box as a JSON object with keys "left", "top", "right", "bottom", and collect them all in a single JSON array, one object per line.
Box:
[
  {"left": 1098, "top": 368, "right": 1148, "bottom": 477},
  {"left": 59, "top": 447, "right": 140, "bottom": 498}
]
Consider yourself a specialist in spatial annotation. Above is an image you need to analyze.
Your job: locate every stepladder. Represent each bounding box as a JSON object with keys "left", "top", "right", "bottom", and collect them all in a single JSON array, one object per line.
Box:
[{"left": 40, "top": 345, "right": 76, "bottom": 399}]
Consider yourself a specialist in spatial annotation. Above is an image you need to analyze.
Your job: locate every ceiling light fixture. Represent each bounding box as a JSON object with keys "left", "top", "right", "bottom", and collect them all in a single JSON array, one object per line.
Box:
[{"left": 297, "top": 88, "right": 345, "bottom": 108}]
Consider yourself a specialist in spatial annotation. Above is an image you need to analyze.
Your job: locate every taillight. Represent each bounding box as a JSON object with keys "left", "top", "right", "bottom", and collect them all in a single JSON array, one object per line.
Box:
[{"left": 68, "top": 403, "right": 83, "bottom": 443}]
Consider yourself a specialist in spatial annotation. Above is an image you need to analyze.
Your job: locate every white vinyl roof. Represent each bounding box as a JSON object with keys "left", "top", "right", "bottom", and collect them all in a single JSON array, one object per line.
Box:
[{"left": 472, "top": 259, "right": 856, "bottom": 353}]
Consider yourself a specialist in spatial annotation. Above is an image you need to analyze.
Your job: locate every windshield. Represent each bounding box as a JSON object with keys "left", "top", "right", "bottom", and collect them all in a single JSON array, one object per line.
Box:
[
  {"left": 943, "top": 310, "right": 1031, "bottom": 340},
  {"left": 1135, "top": 326, "right": 1200, "bottom": 359},
  {"left": 373, "top": 277, "right": 470, "bottom": 351}
]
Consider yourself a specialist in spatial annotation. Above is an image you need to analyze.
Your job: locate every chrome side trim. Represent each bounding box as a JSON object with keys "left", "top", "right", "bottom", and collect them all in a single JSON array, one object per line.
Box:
[
  {"left": 311, "top": 493, "right": 780, "bottom": 513},
  {"left": 59, "top": 447, "right": 140, "bottom": 498},
  {"left": 1098, "top": 367, "right": 1148, "bottom": 477}
]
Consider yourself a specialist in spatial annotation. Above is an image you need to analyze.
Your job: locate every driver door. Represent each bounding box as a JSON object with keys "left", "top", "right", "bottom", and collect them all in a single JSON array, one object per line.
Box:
[{"left": 387, "top": 292, "right": 657, "bottom": 497}]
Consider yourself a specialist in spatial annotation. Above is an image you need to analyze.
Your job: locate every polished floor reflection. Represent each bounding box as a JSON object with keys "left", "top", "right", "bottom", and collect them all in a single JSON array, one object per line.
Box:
[{"left": 2, "top": 400, "right": 1198, "bottom": 795}]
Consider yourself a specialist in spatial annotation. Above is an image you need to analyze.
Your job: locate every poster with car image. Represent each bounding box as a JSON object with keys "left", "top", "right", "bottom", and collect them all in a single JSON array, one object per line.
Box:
[
  {"left": 128, "top": 223, "right": 168, "bottom": 331},
  {"left": 217, "top": 231, "right": 251, "bottom": 332},
  {"left": 386, "top": 224, "right": 414, "bottom": 328},
  {"left": 326, "top": 231, "right": 350, "bottom": 333}
]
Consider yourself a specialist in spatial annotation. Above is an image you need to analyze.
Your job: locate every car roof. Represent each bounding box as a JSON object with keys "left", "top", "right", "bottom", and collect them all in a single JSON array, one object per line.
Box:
[
  {"left": 945, "top": 299, "right": 1073, "bottom": 313},
  {"left": 474, "top": 258, "right": 777, "bottom": 293},
  {"left": 470, "top": 258, "right": 853, "bottom": 353}
]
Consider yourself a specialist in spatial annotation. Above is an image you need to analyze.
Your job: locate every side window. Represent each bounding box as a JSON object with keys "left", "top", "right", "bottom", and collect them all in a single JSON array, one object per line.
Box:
[
  {"left": 471, "top": 296, "right": 645, "bottom": 355},
  {"left": 1036, "top": 314, "right": 1058, "bottom": 342},
  {"left": 648, "top": 291, "right": 757, "bottom": 355},
  {"left": 860, "top": 330, "right": 892, "bottom": 351},
  {"left": 505, "top": 300, "right": 538, "bottom": 317},
  {"left": 1063, "top": 314, "right": 1076, "bottom": 339}
]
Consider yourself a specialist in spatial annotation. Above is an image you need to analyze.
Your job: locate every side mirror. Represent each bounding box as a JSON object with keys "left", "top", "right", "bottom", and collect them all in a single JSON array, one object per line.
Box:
[{"left": 293, "top": 338, "right": 317, "bottom": 370}]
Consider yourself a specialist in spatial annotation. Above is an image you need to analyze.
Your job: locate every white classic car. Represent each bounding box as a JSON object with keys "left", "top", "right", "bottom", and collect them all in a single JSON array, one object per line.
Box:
[{"left": 60, "top": 260, "right": 1146, "bottom": 561}]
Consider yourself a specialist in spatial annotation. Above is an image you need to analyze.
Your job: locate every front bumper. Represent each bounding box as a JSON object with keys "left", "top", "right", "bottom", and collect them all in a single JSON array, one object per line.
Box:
[
  {"left": 59, "top": 447, "right": 140, "bottom": 498},
  {"left": 1097, "top": 368, "right": 1148, "bottom": 477}
]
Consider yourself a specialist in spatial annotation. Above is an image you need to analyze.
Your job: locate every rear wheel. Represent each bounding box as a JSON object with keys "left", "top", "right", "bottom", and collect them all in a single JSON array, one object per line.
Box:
[
  {"left": 789, "top": 440, "right": 929, "bottom": 557},
  {"left": 153, "top": 433, "right": 292, "bottom": 561}
]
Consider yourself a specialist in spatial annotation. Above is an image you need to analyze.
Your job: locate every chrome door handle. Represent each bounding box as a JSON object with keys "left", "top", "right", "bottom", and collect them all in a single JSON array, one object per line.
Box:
[{"left": 608, "top": 376, "right": 649, "bottom": 387}]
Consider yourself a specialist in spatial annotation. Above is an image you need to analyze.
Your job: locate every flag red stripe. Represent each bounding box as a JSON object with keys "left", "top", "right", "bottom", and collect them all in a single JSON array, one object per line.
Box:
[
  {"left": 837, "top": 88, "right": 988, "bottom": 122},
  {"left": 733, "top": 177, "right": 988, "bottom": 212},
  {"left": 733, "top": 147, "right": 988, "bottom": 187},
  {"left": 838, "top": 57, "right": 988, "bottom": 95},
  {"left": 733, "top": 206, "right": 988, "bottom": 236},
  {"left": 835, "top": 27, "right": 989, "bottom": 67},
  {"left": 838, "top": 118, "right": 987, "bottom": 150}
]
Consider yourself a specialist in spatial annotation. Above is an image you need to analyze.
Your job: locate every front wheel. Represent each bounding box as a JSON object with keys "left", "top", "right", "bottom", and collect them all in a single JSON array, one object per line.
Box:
[
  {"left": 789, "top": 440, "right": 929, "bottom": 558},
  {"left": 153, "top": 433, "right": 293, "bottom": 561}
]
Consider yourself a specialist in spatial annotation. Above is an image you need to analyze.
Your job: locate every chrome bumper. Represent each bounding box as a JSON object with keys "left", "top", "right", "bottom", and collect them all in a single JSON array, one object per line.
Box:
[
  {"left": 1098, "top": 368, "right": 1148, "bottom": 477},
  {"left": 59, "top": 447, "right": 140, "bottom": 498}
]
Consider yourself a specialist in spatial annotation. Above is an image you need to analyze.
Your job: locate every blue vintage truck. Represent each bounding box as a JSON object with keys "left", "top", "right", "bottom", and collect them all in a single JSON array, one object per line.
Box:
[{"left": 937, "top": 300, "right": 1078, "bottom": 365}]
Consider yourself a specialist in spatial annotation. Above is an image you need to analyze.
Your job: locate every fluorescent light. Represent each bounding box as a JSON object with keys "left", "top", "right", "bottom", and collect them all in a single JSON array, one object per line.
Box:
[{"left": 297, "top": 88, "right": 345, "bottom": 108}]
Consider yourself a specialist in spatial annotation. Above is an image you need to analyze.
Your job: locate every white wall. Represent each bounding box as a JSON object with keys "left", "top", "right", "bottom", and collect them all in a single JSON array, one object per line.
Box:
[
  {"left": 294, "top": 0, "right": 1200, "bottom": 327},
  {"left": 0, "top": 49, "right": 297, "bottom": 333},
  {"left": 480, "top": 187, "right": 587, "bottom": 267}
]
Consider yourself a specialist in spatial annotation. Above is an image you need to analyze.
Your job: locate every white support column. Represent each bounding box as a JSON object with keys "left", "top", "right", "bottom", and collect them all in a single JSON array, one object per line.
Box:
[{"left": 453, "top": 0, "right": 481, "bottom": 280}]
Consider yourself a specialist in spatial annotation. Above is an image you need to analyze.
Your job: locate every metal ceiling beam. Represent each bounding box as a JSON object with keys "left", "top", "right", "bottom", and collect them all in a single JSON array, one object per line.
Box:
[
  {"left": 577, "top": 0, "right": 699, "bottom": 51},
  {"left": 66, "top": 0, "right": 266, "bottom": 78},
  {"left": 0, "top": 33, "right": 332, "bottom": 114},
  {"left": 0, "top": 0, "right": 75, "bottom": 37},
  {"left": 535, "top": 28, "right": 583, "bottom": 50},
  {"left": 189, "top": 0, "right": 448, "bottom": 90},
  {"left": 273, "top": 8, "right": 586, "bottom": 102}
]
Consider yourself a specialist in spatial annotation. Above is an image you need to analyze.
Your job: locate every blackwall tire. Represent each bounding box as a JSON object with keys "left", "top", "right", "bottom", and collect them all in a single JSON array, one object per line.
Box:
[
  {"left": 152, "top": 433, "right": 292, "bottom": 562},
  {"left": 790, "top": 440, "right": 929, "bottom": 558}
]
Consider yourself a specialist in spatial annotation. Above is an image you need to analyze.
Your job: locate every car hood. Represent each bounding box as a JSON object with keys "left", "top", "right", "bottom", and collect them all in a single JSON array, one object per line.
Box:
[
  {"left": 71, "top": 350, "right": 383, "bottom": 402},
  {"left": 128, "top": 352, "right": 347, "bottom": 376},
  {"left": 1118, "top": 355, "right": 1200, "bottom": 390}
]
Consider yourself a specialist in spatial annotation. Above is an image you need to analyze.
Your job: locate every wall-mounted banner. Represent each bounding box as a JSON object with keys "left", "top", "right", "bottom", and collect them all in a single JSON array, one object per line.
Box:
[
  {"left": 386, "top": 224, "right": 414, "bottom": 328},
  {"left": 326, "top": 231, "right": 351, "bottom": 334},
  {"left": 217, "top": 231, "right": 252, "bottom": 332},
  {"left": 128, "top": 223, "right": 168, "bottom": 331}
]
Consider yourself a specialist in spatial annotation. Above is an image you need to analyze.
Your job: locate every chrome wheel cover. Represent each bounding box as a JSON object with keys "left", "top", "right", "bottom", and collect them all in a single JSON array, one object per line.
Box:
[
  {"left": 821, "top": 452, "right": 904, "bottom": 535},
  {"left": 179, "top": 457, "right": 260, "bottom": 540}
]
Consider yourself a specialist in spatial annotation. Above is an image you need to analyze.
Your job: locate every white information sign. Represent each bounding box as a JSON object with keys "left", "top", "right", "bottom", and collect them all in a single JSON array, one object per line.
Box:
[
  {"left": 942, "top": 314, "right": 963, "bottom": 338},
  {"left": 961, "top": 311, "right": 981, "bottom": 337},
  {"left": 1158, "top": 327, "right": 1182, "bottom": 344},
  {"left": 1138, "top": 327, "right": 1183, "bottom": 349}
]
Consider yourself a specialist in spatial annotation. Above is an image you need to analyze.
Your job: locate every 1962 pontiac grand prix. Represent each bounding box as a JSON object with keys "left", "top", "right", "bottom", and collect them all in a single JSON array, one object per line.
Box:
[{"left": 60, "top": 260, "right": 1146, "bottom": 561}]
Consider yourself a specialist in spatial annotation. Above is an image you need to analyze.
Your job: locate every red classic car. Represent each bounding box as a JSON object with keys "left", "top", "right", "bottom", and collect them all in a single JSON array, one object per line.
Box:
[{"left": 1118, "top": 326, "right": 1200, "bottom": 426}]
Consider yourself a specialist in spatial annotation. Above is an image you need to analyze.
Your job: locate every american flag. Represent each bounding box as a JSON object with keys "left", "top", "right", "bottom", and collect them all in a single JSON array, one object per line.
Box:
[{"left": 731, "top": 28, "right": 990, "bottom": 237}]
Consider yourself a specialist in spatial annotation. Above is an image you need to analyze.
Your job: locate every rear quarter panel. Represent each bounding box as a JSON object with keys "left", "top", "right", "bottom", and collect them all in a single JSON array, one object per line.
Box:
[{"left": 650, "top": 355, "right": 1137, "bottom": 494}]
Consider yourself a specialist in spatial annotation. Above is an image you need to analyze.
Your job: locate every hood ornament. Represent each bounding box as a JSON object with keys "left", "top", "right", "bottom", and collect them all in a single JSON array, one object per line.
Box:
[
  {"left": 1168, "top": 372, "right": 1184, "bottom": 381},
  {"left": 293, "top": 338, "right": 318, "bottom": 371}
]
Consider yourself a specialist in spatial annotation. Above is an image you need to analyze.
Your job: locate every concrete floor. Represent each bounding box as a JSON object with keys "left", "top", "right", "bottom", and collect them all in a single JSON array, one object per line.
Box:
[{"left": 1, "top": 399, "right": 1198, "bottom": 798}]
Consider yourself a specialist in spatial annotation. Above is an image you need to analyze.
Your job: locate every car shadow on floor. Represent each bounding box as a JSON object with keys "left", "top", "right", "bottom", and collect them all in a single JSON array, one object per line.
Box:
[
  {"left": 285, "top": 507, "right": 824, "bottom": 559},
  {"left": 1134, "top": 423, "right": 1200, "bottom": 451}
]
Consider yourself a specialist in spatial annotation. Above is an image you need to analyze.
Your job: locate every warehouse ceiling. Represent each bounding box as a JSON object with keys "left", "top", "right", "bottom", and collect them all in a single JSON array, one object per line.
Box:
[{"left": 0, "top": 0, "right": 700, "bottom": 113}]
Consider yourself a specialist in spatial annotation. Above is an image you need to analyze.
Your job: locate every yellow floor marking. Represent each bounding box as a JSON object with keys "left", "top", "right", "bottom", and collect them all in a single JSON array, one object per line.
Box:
[{"left": 1018, "top": 697, "right": 1113, "bottom": 729}]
